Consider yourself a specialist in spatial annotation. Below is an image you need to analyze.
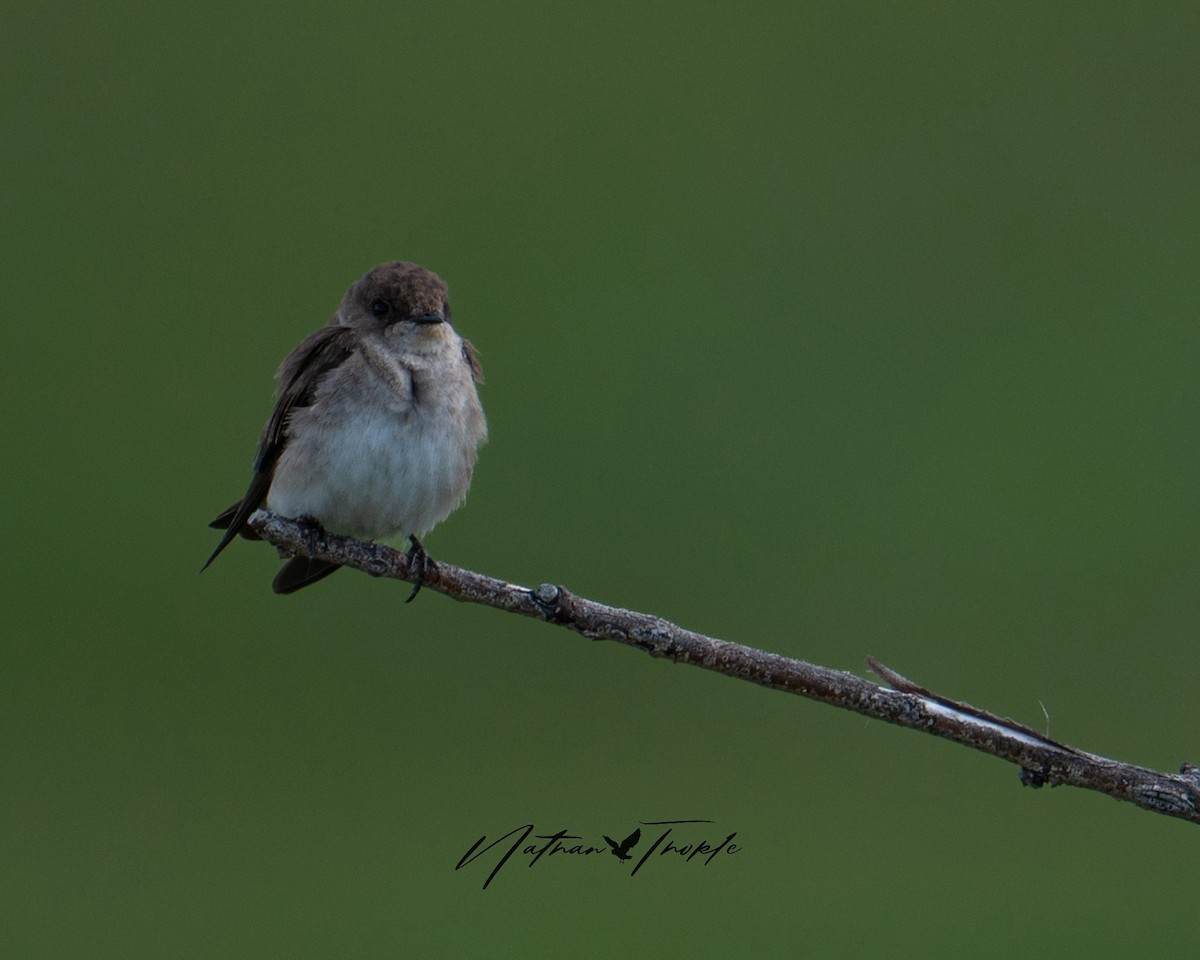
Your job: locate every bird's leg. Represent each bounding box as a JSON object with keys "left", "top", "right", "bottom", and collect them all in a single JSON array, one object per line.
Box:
[
  {"left": 404, "top": 535, "right": 437, "bottom": 603},
  {"left": 300, "top": 515, "right": 326, "bottom": 559},
  {"left": 273, "top": 515, "right": 327, "bottom": 561}
]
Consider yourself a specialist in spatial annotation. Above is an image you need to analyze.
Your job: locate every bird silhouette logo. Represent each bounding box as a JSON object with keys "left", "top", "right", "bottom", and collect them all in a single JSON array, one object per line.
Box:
[{"left": 602, "top": 827, "right": 641, "bottom": 861}]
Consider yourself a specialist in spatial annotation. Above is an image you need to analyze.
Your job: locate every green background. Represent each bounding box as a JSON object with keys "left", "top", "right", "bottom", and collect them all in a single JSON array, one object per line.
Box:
[{"left": 5, "top": 1, "right": 1198, "bottom": 955}]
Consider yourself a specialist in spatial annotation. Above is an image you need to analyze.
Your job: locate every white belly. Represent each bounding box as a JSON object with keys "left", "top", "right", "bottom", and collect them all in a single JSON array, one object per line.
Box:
[{"left": 267, "top": 404, "right": 477, "bottom": 541}]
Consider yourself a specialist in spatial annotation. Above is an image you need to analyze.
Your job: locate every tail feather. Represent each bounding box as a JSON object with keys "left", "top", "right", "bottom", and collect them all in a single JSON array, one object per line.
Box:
[
  {"left": 208, "top": 501, "right": 263, "bottom": 538},
  {"left": 201, "top": 500, "right": 265, "bottom": 572},
  {"left": 272, "top": 557, "right": 342, "bottom": 595}
]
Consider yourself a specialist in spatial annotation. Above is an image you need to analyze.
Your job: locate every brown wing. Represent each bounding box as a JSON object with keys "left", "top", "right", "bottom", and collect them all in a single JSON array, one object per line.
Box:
[
  {"left": 203, "top": 325, "right": 357, "bottom": 570},
  {"left": 461, "top": 337, "right": 483, "bottom": 383}
]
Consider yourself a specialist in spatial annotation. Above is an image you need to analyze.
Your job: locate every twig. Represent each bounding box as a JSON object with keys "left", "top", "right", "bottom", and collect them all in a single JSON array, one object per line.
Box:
[{"left": 247, "top": 510, "right": 1200, "bottom": 826}]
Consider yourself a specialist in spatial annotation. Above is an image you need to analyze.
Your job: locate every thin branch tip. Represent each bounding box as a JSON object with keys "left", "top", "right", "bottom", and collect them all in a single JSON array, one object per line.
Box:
[{"left": 241, "top": 510, "right": 1200, "bottom": 827}]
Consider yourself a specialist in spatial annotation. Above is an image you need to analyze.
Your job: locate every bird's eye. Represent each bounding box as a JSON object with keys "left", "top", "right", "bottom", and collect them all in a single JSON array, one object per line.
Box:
[{"left": 370, "top": 299, "right": 390, "bottom": 319}]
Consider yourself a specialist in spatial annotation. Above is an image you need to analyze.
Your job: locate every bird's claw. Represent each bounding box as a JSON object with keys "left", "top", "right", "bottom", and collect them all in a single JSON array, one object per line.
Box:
[
  {"left": 301, "top": 516, "right": 325, "bottom": 558},
  {"left": 404, "top": 535, "right": 436, "bottom": 603}
]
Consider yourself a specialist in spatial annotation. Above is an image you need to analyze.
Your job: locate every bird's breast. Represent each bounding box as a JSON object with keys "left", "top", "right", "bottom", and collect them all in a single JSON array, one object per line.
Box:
[{"left": 266, "top": 366, "right": 483, "bottom": 540}]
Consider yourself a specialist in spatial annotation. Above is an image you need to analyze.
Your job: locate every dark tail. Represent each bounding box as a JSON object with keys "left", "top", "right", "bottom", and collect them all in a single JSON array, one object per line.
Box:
[
  {"left": 201, "top": 500, "right": 264, "bottom": 572},
  {"left": 272, "top": 557, "right": 342, "bottom": 594}
]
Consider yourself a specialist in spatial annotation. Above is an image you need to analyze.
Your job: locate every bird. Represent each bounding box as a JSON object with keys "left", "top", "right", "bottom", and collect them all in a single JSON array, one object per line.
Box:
[
  {"left": 603, "top": 828, "right": 641, "bottom": 861},
  {"left": 204, "top": 261, "right": 487, "bottom": 596}
]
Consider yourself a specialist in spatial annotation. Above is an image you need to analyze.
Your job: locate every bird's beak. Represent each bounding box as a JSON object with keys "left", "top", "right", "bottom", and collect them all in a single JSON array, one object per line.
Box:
[{"left": 411, "top": 313, "right": 445, "bottom": 325}]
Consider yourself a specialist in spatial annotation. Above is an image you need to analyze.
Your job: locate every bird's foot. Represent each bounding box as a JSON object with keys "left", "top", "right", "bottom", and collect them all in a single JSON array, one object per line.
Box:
[
  {"left": 300, "top": 515, "right": 327, "bottom": 558},
  {"left": 404, "top": 535, "right": 437, "bottom": 603}
]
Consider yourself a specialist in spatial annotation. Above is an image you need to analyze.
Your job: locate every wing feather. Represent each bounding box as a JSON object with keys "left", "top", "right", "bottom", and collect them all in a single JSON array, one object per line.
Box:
[{"left": 202, "top": 325, "right": 357, "bottom": 570}]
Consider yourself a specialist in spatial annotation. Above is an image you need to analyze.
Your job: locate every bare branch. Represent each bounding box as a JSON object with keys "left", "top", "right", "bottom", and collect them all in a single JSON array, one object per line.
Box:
[{"left": 248, "top": 510, "right": 1200, "bottom": 826}]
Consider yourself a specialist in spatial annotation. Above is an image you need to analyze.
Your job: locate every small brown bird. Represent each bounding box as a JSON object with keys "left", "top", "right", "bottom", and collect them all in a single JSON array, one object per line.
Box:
[{"left": 204, "top": 262, "right": 487, "bottom": 595}]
